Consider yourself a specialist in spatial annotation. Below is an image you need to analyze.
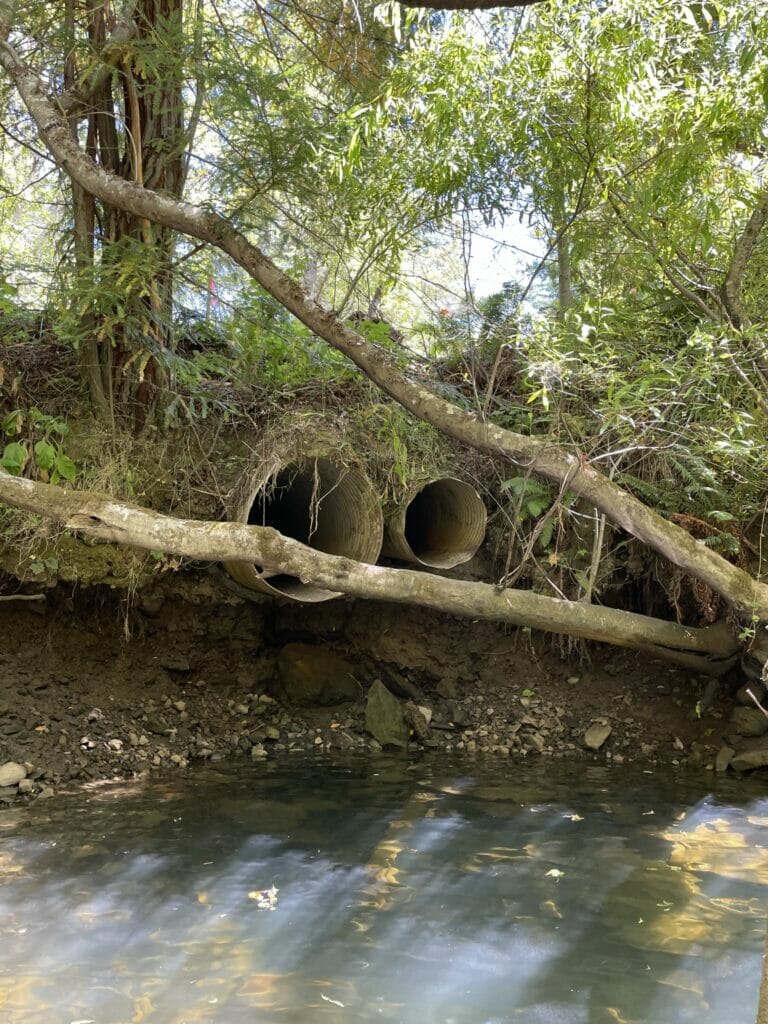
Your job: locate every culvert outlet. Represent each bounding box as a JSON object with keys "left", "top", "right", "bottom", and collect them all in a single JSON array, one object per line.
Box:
[
  {"left": 382, "top": 477, "right": 487, "bottom": 569},
  {"left": 224, "top": 457, "right": 383, "bottom": 602}
]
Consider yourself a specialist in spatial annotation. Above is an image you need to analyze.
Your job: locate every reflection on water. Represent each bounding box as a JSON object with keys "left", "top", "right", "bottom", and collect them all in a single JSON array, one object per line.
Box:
[{"left": 0, "top": 757, "right": 767, "bottom": 1023}]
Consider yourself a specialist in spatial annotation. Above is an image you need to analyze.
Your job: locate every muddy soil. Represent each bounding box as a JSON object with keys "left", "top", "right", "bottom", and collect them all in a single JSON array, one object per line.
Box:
[{"left": 0, "top": 572, "right": 755, "bottom": 806}]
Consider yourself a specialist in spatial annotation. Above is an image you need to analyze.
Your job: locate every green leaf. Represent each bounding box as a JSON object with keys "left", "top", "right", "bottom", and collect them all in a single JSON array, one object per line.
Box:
[
  {"left": 527, "top": 498, "right": 549, "bottom": 517},
  {"left": 34, "top": 440, "right": 56, "bottom": 471},
  {"left": 1, "top": 410, "right": 22, "bottom": 436},
  {"left": 1, "top": 442, "right": 28, "bottom": 475},
  {"left": 54, "top": 452, "right": 77, "bottom": 482}
]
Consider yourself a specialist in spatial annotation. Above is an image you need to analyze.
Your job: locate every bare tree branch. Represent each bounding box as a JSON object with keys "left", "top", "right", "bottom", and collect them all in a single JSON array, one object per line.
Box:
[{"left": 721, "top": 188, "right": 768, "bottom": 330}]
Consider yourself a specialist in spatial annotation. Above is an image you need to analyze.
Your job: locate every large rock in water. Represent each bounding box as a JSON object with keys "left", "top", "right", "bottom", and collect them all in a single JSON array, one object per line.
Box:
[
  {"left": 0, "top": 761, "right": 26, "bottom": 787},
  {"left": 278, "top": 643, "right": 359, "bottom": 705},
  {"left": 365, "top": 679, "right": 409, "bottom": 748}
]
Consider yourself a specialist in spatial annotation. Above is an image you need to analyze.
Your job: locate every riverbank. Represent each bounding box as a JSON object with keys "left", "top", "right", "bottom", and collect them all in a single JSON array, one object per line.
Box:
[{"left": 0, "top": 572, "right": 763, "bottom": 806}]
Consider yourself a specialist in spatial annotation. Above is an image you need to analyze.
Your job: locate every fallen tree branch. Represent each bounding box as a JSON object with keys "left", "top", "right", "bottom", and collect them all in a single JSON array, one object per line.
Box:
[
  {"left": 0, "top": 469, "right": 740, "bottom": 674},
  {"left": 0, "top": 14, "right": 767, "bottom": 619}
]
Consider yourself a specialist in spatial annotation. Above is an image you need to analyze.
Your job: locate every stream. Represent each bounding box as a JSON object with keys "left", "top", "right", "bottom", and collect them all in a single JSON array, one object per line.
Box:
[{"left": 0, "top": 755, "right": 766, "bottom": 1023}]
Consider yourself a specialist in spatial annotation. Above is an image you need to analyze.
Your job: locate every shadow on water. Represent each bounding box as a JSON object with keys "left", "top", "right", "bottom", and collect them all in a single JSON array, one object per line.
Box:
[{"left": 0, "top": 755, "right": 767, "bottom": 1024}]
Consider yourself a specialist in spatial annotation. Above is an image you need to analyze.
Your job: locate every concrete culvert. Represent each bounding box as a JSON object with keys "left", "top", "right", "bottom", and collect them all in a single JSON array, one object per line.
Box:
[
  {"left": 383, "top": 477, "right": 487, "bottom": 569},
  {"left": 225, "top": 457, "right": 383, "bottom": 602}
]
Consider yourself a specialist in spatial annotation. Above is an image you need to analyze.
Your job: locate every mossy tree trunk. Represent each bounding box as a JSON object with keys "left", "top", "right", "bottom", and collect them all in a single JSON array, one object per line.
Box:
[{"left": 66, "top": 0, "right": 187, "bottom": 432}]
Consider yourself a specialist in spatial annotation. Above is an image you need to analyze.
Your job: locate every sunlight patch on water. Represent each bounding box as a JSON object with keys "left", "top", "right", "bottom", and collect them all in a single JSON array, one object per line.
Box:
[{"left": 0, "top": 758, "right": 766, "bottom": 1024}]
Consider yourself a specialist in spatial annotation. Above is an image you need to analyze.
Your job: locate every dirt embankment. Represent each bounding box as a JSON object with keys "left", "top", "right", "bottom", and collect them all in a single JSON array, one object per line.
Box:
[{"left": 0, "top": 571, "right": 757, "bottom": 807}]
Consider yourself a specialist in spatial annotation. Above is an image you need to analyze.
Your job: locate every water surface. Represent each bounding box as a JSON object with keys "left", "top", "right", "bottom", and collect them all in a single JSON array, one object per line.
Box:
[{"left": 0, "top": 756, "right": 767, "bottom": 1023}]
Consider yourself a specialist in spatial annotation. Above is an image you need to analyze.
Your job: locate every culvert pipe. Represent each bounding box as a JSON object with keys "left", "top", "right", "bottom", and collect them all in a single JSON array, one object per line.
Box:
[
  {"left": 382, "top": 477, "right": 487, "bottom": 569},
  {"left": 224, "top": 456, "right": 383, "bottom": 602}
]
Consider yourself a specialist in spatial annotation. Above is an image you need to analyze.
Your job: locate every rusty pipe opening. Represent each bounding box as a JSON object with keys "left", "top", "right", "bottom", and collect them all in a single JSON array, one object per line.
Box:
[
  {"left": 383, "top": 477, "right": 487, "bottom": 569},
  {"left": 225, "top": 457, "right": 383, "bottom": 602}
]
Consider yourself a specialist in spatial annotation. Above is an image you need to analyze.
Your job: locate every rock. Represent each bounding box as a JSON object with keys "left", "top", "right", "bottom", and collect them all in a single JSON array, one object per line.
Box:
[
  {"left": 698, "top": 678, "right": 720, "bottom": 712},
  {"left": 17, "top": 778, "right": 34, "bottom": 795},
  {"left": 0, "top": 761, "right": 26, "bottom": 787},
  {"left": 729, "top": 706, "right": 768, "bottom": 738},
  {"left": 365, "top": 679, "right": 409, "bottom": 749},
  {"left": 715, "top": 745, "right": 734, "bottom": 773},
  {"left": 278, "top": 644, "right": 359, "bottom": 705},
  {"left": 251, "top": 743, "right": 267, "bottom": 759},
  {"left": 159, "top": 651, "right": 191, "bottom": 672},
  {"left": 736, "top": 680, "right": 767, "bottom": 707},
  {"left": 584, "top": 722, "right": 612, "bottom": 751},
  {"left": 731, "top": 741, "right": 768, "bottom": 773},
  {"left": 525, "top": 732, "right": 545, "bottom": 753},
  {"left": 435, "top": 678, "right": 458, "bottom": 700}
]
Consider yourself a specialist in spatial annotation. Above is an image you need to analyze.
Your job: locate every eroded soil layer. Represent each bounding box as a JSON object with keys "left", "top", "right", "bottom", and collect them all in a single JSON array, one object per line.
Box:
[{"left": 0, "top": 573, "right": 752, "bottom": 805}]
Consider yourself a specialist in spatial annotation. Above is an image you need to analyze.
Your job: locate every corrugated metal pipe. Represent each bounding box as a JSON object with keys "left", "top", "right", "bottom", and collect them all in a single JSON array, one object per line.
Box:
[
  {"left": 225, "top": 456, "right": 383, "bottom": 602},
  {"left": 382, "top": 477, "right": 487, "bottom": 568}
]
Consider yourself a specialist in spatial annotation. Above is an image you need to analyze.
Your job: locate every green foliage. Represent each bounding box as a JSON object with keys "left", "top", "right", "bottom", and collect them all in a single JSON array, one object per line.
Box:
[
  {"left": 225, "top": 286, "right": 356, "bottom": 389},
  {"left": 502, "top": 476, "right": 552, "bottom": 520},
  {"left": 1, "top": 407, "right": 76, "bottom": 483}
]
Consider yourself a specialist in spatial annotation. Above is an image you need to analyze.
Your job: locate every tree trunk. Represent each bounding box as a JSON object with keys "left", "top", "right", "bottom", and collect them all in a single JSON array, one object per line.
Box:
[
  {"left": 68, "top": 0, "right": 186, "bottom": 431},
  {"left": 0, "top": 468, "right": 740, "bottom": 673}
]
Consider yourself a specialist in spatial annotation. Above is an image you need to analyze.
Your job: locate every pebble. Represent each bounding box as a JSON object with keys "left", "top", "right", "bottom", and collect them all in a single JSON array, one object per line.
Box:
[
  {"left": 584, "top": 722, "right": 612, "bottom": 751},
  {"left": 0, "top": 762, "right": 26, "bottom": 787}
]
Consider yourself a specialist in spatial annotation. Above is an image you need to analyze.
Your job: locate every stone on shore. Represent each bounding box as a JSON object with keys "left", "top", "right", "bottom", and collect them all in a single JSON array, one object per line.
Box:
[
  {"left": 729, "top": 706, "right": 768, "bottom": 738},
  {"left": 0, "top": 761, "right": 27, "bottom": 787},
  {"left": 731, "top": 741, "right": 768, "bottom": 773},
  {"left": 365, "top": 680, "right": 409, "bottom": 748},
  {"left": 584, "top": 722, "right": 612, "bottom": 751},
  {"left": 715, "top": 745, "right": 734, "bottom": 773}
]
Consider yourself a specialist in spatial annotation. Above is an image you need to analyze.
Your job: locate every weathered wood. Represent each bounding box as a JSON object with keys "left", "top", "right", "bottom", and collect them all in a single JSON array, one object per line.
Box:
[{"left": 0, "top": 469, "right": 740, "bottom": 672}]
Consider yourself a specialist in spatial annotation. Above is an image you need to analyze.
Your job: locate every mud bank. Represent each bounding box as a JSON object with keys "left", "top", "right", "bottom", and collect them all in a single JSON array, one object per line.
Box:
[{"left": 0, "top": 573, "right": 761, "bottom": 806}]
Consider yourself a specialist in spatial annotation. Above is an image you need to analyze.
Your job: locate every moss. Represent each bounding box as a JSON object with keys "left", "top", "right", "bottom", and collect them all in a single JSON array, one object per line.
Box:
[{"left": 0, "top": 535, "right": 150, "bottom": 588}]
